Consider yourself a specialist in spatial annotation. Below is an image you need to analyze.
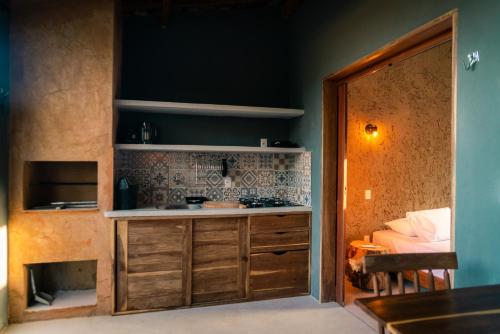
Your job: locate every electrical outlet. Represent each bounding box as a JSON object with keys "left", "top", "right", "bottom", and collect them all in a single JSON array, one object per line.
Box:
[
  {"left": 224, "top": 176, "right": 232, "bottom": 188},
  {"left": 365, "top": 190, "right": 372, "bottom": 200}
]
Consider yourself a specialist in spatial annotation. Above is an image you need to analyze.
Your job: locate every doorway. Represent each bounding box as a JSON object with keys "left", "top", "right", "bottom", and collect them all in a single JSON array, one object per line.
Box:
[{"left": 319, "top": 11, "right": 457, "bottom": 304}]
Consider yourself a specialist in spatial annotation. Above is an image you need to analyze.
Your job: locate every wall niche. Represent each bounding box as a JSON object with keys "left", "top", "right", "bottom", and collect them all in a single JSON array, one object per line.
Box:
[{"left": 23, "top": 161, "right": 98, "bottom": 211}]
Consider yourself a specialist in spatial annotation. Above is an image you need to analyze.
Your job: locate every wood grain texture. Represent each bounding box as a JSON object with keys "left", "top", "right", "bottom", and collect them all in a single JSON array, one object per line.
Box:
[
  {"left": 8, "top": 0, "right": 116, "bottom": 323},
  {"left": 390, "top": 313, "right": 500, "bottom": 334},
  {"left": 355, "top": 284, "right": 500, "bottom": 326},
  {"left": 121, "top": 219, "right": 191, "bottom": 311},
  {"left": 250, "top": 214, "right": 309, "bottom": 233},
  {"left": 116, "top": 221, "right": 128, "bottom": 312},
  {"left": 192, "top": 217, "right": 247, "bottom": 304},
  {"left": 363, "top": 252, "right": 458, "bottom": 273},
  {"left": 114, "top": 214, "right": 310, "bottom": 313},
  {"left": 320, "top": 79, "right": 338, "bottom": 303},
  {"left": 250, "top": 230, "right": 309, "bottom": 253},
  {"left": 250, "top": 250, "right": 309, "bottom": 298},
  {"left": 334, "top": 83, "right": 347, "bottom": 303}
]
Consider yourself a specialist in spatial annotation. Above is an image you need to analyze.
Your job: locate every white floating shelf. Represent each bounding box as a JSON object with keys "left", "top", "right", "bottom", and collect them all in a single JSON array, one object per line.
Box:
[
  {"left": 115, "top": 144, "right": 306, "bottom": 153},
  {"left": 115, "top": 99, "right": 304, "bottom": 119}
]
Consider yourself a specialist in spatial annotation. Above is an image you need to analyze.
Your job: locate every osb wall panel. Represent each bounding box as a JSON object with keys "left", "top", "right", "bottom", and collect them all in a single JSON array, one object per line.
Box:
[
  {"left": 345, "top": 41, "right": 452, "bottom": 244},
  {"left": 8, "top": 0, "right": 115, "bottom": 322}
]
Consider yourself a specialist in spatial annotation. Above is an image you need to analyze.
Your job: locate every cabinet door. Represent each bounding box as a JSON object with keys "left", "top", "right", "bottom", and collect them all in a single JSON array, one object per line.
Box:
[
  {"left": 192, "top": 217, "right": 248, "bottom": 304},
  {"left": 116, "top": 219, "right": 192, "bottom": 312},
  {"left": 250, "top": 249, "right": 309, "bottom": 299}
]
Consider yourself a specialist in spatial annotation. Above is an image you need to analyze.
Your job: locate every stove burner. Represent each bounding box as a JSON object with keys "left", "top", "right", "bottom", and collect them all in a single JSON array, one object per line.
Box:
[{"left": 239, "top": 197, "right": 300, "bottom": 208}]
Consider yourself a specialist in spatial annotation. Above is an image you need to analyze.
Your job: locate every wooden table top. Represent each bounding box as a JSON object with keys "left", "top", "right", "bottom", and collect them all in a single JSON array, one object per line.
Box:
[
  {"left": 389, "top": 313, "right": 500, "bottom": 334},
  {"left": 355, "top": 284, "right": 500, "bottom": 326}
]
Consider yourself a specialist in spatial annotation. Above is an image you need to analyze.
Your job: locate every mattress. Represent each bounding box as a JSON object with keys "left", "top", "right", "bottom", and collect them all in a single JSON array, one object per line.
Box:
[{"left": 372, "top": 229, "right": 451, "bottom": 279}]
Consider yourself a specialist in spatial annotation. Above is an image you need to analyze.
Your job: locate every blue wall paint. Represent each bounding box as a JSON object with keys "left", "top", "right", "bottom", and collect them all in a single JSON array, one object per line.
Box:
[
  {"left": 454, "top": 0, "right": 500, "bottom": 287},
  {"left": 0, "top": 6, "right": 8, "bottom": 329},
  {"left": 119, "top": 7, "right": 297, "bottom": 145},
  {"left": 290, "top": 0, "right": 500, "bottom": 298},
  {"left": 121, "top": 8, "right": 292, "bottom": 107},
  {"left": 117, "top": 112, "right": 292, "bottom": 146}
]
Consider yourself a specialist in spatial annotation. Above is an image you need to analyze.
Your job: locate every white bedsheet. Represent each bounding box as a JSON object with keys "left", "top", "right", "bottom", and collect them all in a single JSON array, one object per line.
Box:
[{"left": 372, "top": 229, "right": 451, "bottom": 278}]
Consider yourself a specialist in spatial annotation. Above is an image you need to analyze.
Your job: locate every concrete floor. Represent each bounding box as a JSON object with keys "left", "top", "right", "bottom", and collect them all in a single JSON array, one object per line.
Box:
[{"left": 5, "top": 297, "right": 375, "bottom": 334}]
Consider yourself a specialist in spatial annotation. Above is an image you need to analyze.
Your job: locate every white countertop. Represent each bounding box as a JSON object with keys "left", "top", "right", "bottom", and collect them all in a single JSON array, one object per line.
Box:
[{"left": 105, "top": 206, "right": 312, "bottom": 218}]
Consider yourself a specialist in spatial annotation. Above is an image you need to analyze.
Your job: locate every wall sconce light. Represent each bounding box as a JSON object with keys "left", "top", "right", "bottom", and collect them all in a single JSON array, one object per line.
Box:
[{"left": 365, "top": 124, "right": 378, "bottom": 137}]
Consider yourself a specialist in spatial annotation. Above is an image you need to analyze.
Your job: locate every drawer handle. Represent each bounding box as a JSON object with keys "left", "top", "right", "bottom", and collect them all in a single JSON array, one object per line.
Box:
[
  {"left": 274, "top": 232, "right": 286, "bottom": 235},
  {"left": 276, "top": 215, "right": 286, "bottom": 218},
  {"left": 272, "top": 251, "right": 288, "bottom": 256}
]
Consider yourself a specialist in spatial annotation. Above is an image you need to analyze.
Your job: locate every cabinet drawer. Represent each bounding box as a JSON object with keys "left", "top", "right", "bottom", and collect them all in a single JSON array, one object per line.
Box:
[
  {"left": 250, "top": 214, "right": 310, "bottom": 233},
  {"left": 250, "top": 230, "right": 309, "bottom": 253},
  {"left": 250, "top": 249, "right": 309, "bottom": 299}
]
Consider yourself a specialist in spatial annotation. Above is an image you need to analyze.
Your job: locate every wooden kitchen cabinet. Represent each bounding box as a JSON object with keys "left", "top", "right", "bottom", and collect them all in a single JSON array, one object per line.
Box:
[
  {"left": 116, "top": 219, "right": 192, "bottom": 312},
  {"left": 249, "top": 214, "right": 310, "bottom": 299},
  {"left": 114, "top": 212, "right": 310, "bottom": 313},
  {"left": 192, "top": 217, "right": 248, "bottom": 304}
]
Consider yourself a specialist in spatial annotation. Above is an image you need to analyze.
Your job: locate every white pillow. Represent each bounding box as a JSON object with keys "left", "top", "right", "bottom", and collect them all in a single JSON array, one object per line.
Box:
[
  {"left": 406, "top": 207, "right": 451, "bottom": 242},
  {"left": 384, "top": 218, "right": 417, "bottom": 237}
]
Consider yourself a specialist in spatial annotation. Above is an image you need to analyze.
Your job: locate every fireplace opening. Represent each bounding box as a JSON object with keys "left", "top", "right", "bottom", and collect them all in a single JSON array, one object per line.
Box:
[
  {"left": 26, "top": 260, "right": 97, "bottom": 311},
  {"left": 23, "top": 161, "right": 98, "bottom": 210}
]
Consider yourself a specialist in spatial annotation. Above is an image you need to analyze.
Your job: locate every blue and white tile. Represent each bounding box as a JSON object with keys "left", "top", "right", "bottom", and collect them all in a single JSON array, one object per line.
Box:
[
  {"left": 240, "top": 153, "right": 258, "bottom": 169},
  {"left": 206, "top": 187, "right": 224, "bottom": 201},
  {"left": 228, "top": 169, "right": 243, "bottom": 187},
  {"left": 170, "top": 169, "right": 187, "bottom": 187},
  {"left": 152, "top": 186, "right": 169, "bottom": 206},
  {"left": 206, "top": 170, "right": 223, "bottom": 187},
  {"left": 241, "top": 187, "right": 258, "bottom": 198},
  {"left": 258, "top": 153, "right": 273, "bottom": 170},
  {"left": 275, "top": 170, "right": 288, "bottom": 186},
  {"left": 168, "top": 188, "right": 187, "bottom": 204},
  {"left": 257, "top": 170, "right": 275, "bottom": 188},
  {"left": 274, "top": 187, "right": 287, "bottom": 199},
  {"left": 187, "top": 187, "right": 206, "bottom": 197},
  {"left": 241, "top": 170, "right": 258, "bottom": 187},
  {"left": 257, "top": 187, "right": 274, "bottom": 198},
  {"left": 273, "top": 154, "right": 287, "bottom": 170},
  {"left": 223, "top": 187, "right": 241, "bottom": 201},
  {"left": 225, "top": 153, "right": 241, "bottom": 169}
]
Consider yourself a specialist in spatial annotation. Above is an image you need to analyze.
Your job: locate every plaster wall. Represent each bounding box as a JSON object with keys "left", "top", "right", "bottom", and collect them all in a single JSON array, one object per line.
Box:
[
  {"left": 345, "top": 41, "right": 452, "bottom": 243},
  {"left": 8, "top": 0, "right": 115, "bottom": 322}
]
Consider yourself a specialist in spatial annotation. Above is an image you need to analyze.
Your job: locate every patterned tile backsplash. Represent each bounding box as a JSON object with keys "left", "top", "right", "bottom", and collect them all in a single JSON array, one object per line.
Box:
[{"left": 115, "top": 151, "right": 312, "bottom": 207}]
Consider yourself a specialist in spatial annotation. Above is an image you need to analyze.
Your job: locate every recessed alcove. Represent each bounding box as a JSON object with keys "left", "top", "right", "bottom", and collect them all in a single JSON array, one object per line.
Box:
[
  {"left": 26, "top": 260, "right": 97, "bottom": 312},
  {"left": 23, "top": 161, "right": 98, "bottom": 211}
]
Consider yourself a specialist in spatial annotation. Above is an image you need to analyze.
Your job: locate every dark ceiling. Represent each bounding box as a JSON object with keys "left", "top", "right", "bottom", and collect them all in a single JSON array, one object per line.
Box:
[{"left": 123, "top": 0, "right": 302, "bottom": 21}]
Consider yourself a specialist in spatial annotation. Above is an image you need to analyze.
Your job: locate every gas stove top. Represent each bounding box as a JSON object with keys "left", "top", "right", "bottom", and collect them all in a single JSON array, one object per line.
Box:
[{"left": 239, "top": 197, "right": 301, "bottom": 208}]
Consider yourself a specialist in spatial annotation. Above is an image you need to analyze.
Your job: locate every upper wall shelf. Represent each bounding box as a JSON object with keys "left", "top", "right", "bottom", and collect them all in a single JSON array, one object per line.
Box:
[
  {"left": 115, "top": 144, "right": 306, "bottom": 153},
  {"left": 115, "top": 99, "right": 304, "bottom": 119}
]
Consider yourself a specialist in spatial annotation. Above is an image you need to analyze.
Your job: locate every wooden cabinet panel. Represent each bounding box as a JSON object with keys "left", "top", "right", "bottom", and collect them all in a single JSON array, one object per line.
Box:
[
  {"left": 250, "top": 250, "right": 309, "bottom": 299},
  {"left": 250, "top": 214, "right": 310, "bottom": 233},
  {"left": 116, "top": 219, "right": 192, "bottom": 312},
  {"left": 250, "top": 230, "right": 309, "bottom": 253},
  {"left": 192, "top": 217, "right": 248, "bottom": 304},
  {"left": 116, "top": 212, "right": 311, "bottom": 313}
]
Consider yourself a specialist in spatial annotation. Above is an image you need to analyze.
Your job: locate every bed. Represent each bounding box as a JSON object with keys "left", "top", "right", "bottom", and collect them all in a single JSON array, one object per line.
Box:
[{"left": 372, "top": 229, "right": 451, "bottom": 288}]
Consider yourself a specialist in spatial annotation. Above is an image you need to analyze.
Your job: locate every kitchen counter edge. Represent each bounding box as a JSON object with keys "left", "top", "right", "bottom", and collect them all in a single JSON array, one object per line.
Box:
[{"left": 105, "top": 206, "right": 312, "bottom": 218}]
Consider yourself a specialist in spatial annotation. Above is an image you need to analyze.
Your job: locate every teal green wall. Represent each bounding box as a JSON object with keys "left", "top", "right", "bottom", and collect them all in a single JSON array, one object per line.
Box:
[
  {"left": 119, "top": 8, "right": 297, "bottom": 146},
  {"left": 290, "top": 0, "right": 500, "bottom": 298},
  {"left": 118, "top": 112, "right": 291, "bottom": 146},
  {"left": 0, "top": 5, "right": 8, "bottom": 329}
]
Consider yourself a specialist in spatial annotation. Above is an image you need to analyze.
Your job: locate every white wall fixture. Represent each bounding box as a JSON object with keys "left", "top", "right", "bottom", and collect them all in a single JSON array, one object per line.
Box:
[{"left": 464, "top": 51, "right": 479, "bottom": 71}]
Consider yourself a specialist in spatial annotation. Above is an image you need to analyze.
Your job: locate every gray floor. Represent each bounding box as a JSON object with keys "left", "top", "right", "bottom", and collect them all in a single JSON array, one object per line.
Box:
[{"left": 5, "top": 297, "right": 375, "bottom": 334}]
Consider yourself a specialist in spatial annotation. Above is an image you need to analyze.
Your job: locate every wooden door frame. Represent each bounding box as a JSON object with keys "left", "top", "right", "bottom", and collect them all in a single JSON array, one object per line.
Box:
[{"left": 320, "top": 10, "right": 458, "bottom": 303}]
